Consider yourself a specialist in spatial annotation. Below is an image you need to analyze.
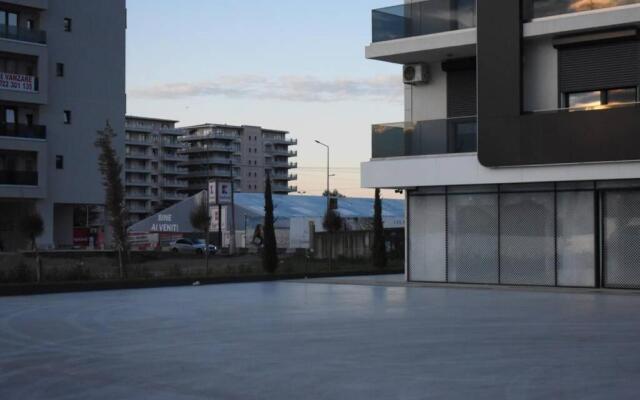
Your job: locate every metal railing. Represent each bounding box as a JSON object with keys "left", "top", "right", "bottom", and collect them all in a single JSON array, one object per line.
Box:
[
  {"left": 372, "top": 0, "right": 476, "bottom": 43},
  {"left": 372, "top": 116, "right": 477, "bottom": 159}
]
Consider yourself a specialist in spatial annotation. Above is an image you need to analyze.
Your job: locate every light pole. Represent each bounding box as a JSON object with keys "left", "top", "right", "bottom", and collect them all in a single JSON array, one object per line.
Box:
[{"left": 315, "top": 140, "right": 330, "bottom": 211}]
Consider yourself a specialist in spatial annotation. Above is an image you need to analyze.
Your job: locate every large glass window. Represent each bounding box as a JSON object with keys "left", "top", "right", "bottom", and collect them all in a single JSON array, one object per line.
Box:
[{"left": 566, "top": 87, "right": 638, "bottom": 110}]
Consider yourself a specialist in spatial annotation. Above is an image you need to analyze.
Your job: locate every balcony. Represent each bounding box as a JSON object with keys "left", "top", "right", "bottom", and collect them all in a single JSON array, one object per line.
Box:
[
  {"left": 0, "top": 122, "right": 45, "bottom": 139},
  {"left": 372, "top": 116, "right": 477, "bottom": 159},
  {"left": 180, "top": 132, "right": 239, "bottom": 141},
  {"left": 179, "top": 144, "right": 235, "bottom": 153},
  {"left": 272, "top": 184, "right": 297, "bottom": 193},
  {"left": 266, "top": 137, "right": 297, "bottom": 145},
  {"left": 0, "top": 170, "right": 37, "bottom": 186},
  {"left": 524, "top": 0, "right": 640, "bottom": 20},
  {"left": 372, "top": 0, "right": 476, "bottom": 43},
  {"left": 0, "top": 25, "right": 46, "bottom": 45}
]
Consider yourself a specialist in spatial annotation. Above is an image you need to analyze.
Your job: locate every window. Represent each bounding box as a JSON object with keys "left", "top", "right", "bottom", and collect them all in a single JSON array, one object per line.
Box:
[
  {"left": 25, "top": 114, "right": 33, "bottom": 126},
  {"left": 63, "top": 110, "right": 71, "bottom": 124},
  {"left": 64, "top": 18, "right": 72, "bottom": 32},
  {"left": 56, "top": 63, "right": 64, "bottom": 77},
  {"left": 566, "top": 87, "right": 638, "bottom": 110},
  {"left": 5, "top": 108, "right": 16, "bottom": 124},
  {"left": 56, "top": 155, "right": 64, "bottom": 169},
  {"left": 26, "top": 19, "right": 34, "bottom": 31}
]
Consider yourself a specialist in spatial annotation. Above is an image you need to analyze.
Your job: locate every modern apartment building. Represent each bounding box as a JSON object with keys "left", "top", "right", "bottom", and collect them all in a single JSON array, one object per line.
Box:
[
  {"left": 362, "top": 0, "right": 640, "bottom": 289},
  {"left": 125, "top": 116, "right": 188, "bottom": 224},
  {"left": 179, "top": 124, "right": 297, "bottom": 195},
  {"left": 0, "top": 0, "right": 126, "bottom": 250}
]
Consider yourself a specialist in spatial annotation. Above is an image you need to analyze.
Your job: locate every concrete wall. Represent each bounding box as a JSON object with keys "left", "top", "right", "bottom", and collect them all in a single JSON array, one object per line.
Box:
[{"left": 42, "top": 0, "right": 126, "bottom": 206}]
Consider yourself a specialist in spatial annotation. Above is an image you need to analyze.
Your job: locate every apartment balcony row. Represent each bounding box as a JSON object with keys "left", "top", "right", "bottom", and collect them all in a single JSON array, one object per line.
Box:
[
  {"left": 268, "top": 160, "right": 297, "bottom": 169},
  {"left": 160, "top": 191, "right": 187, "bottom": 201},
  {"left": 160, "top": 152, "right": 187, "bottom": 162},
  {"left": 127, "top": 203, "right": 151, "bottom": 214},
  {"left": 179, "top": 132, "right": 239, "bottom": 142},
  {"left": 179, "top": 144, "right": 235, "bottom": 154},
  {"left": 125, "top": 178, "right": 151, "bottom": 186},
  {"left": 265, "top": 137, "right": 297, "bottom": 146},
  {"left": 186, "top": 169, "right": 233, "bottom": 178},
  {"left": 267, "top": 149, "right": 297, "bottom": 157},
  {"left": 126, "top": 190, "right": 152, "bottom": 200},
  {"left": 160, "top": 166, "right": 187, "bottom": 175},
  {"left": 0, "top": 24, "right": 47, "bottom": 45},
  {"left": 161, "top": 179, "right": 187, "bottom": 188},
  {"left": 372, "top": 0, "right": 640, "bottom": 43},
  {"left": 372, "top": 116, "right": 477, "bottom": 159},
  {"left": 0, "top": 170, "right": 37, "bottom": 185},
  {"left": 125, "top": 136, "right": 152, "bottom": 146},
  {"left": 368, "top": 0, "right": 640, "bottom": 63},
  {"left": 271, "top": 173, "right": 297, "bottom": 181},
  {"left": 160, "top": 139, "right": 183, "bottom": 148},
  {"left": 272, "top": 184, "right": 297, "bottom": 193},
  {"left": 125, "top": 164, "right": 152, "bottom": 173},
  {"left": 0, "top": 122, "right": 45, "bottom": 139},
  {"left": 125, "top": 151, "right": 154, "bottom": 160},
  {"left": 180, "top": 157, "right": 233, "bottom": 166}
]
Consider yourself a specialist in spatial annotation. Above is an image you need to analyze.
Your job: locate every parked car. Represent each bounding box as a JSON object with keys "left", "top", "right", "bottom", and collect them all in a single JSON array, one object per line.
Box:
[{"left": 169, "top": 238, "right": 217, "bottom": 255}]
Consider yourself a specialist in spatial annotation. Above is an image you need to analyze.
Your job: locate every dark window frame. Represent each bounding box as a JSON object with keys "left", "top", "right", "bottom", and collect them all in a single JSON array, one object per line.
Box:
[{"left": 564, "top": 86, "right": 639, "bottom": 109}]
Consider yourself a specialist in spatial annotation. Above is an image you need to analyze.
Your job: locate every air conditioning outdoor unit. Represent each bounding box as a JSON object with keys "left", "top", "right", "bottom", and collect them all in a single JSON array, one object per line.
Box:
[{"left": 403, "top": 64, "right": 430, "bottom": 85}]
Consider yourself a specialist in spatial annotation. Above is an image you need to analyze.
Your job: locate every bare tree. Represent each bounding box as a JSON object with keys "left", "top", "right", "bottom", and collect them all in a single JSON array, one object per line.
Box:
[
  {"left": 190, "top": 195, "right": 211, "bottom": 274},
  {"left": 20, "top": 211, "right": 44, "bottom": 282},
  {"left": 95, "top": 121, "right": 128, "bottom": 279}
]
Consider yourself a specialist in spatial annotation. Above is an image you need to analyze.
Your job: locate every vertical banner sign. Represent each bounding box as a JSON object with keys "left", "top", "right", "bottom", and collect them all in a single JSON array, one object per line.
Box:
[
  {"left": 210, "top": 206, "right": 227, "bottom": 231},
  {"left": 208, "top": 180, "right": 232, "bottom": 205},
  {"left": 0, "top": 72, "right": 36, "bottom": 93}
]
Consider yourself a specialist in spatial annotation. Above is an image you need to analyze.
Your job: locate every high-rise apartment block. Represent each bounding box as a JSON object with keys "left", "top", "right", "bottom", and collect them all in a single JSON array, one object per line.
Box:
[
  {"left": 125, "top": 116, "right": 188, "bottom": 224},
  {"left": 0, "top": 0, "right": 126, "bottom": 250},
  {"left": 179, "top": 124, "right": 297, "bottom": 195}
]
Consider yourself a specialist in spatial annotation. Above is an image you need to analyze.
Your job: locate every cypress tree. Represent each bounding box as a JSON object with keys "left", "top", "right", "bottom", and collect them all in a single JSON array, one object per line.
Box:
[
  {"left": 372, "top": 188, "right": 387, "bottom": 268},
  {"left": 263, "top": 173, "right": 279, "bottom": 272}
]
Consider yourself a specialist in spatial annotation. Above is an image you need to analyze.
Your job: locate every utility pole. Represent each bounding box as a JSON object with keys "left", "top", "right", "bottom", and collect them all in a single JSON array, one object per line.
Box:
[
  {"left": 315, "top": 140, "right": 330, "bottom": 211},
  {"left": 229, "top": 159, "right": 237, "bottom": 255}
]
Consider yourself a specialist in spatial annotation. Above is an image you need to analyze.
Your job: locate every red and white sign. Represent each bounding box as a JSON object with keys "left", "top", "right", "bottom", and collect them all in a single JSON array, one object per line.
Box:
[{"left": 0, "top": 72, "right": 36, "bottom": 93}]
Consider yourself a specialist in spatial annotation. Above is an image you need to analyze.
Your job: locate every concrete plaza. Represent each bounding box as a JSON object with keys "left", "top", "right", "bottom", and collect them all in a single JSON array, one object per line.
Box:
[{"left": 1, "top": 276, "right": 640, "bottom": 399}]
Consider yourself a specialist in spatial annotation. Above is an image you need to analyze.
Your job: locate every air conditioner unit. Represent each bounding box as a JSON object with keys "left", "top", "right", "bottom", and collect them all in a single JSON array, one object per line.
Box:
[{"left": 403, "top": 64, "right": 430, "bottom": 85}]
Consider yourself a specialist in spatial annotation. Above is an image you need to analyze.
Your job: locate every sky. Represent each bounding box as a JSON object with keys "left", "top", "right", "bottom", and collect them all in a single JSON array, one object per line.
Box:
[{"left": 126, "top": 0, "right": 404, "bottom": 199}]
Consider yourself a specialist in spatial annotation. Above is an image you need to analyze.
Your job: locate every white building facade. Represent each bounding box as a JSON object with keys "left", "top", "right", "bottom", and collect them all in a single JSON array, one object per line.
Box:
[{"left": 362, "top": 0, "right": 640, "bottom": 288}]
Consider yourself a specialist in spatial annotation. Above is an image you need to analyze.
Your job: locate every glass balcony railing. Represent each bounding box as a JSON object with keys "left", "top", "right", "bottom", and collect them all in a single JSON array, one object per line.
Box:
[
  {"left": 525, "top": 0, "right": 640, "bottom": 20},
  {"left": 372, "top": 0, "right": 476, "bottom": 43},
  {"left": 0, "top": 170, "right": 38, "bottom": 186},
  {"left": 372, "top": 116, "right": 477, "bottom": 159},
  {"left": 0, "top": 123, "right": 46, "bottom": 139},
  {"left": 0, "top": 25, "right": 46, "bottom": 44}
]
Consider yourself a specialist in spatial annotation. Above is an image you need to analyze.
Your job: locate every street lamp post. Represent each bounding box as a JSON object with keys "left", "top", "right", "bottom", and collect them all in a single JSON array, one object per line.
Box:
[{"left": 315, "top": 140, "right": 330, "bottom": 212}]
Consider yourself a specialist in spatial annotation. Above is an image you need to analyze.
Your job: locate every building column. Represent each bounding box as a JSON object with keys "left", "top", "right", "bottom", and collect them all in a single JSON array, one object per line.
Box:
[{"left": 35, "top": 199, "right": 54, "bottom": 250}]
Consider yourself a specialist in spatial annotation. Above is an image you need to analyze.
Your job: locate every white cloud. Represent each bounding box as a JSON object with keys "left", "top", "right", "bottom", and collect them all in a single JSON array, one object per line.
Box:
[{"left": 129, "top": 74, "right": 402, "bottom": 103}]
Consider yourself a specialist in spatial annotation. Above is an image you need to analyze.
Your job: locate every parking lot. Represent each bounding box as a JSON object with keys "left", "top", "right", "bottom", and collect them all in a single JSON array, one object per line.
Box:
[{"left": 1, "top": 276, "right": 640, "bottom": 399}]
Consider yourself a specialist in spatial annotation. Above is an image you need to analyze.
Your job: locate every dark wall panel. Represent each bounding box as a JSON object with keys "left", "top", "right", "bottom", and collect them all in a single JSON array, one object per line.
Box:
[{"left": 477, "top": 1, "right": 640, "bottom": 167}]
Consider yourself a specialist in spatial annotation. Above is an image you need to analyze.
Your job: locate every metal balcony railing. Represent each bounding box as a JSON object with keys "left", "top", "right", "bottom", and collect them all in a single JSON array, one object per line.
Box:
[
  {"left": 0, "top": 123, "right": 46, "bottom": 139},
  {"left": 372, "top": 116, "right": 477, "bottom": 159},
  {"left": 372, "top": 0, "right": 476, "bottom": 43}
]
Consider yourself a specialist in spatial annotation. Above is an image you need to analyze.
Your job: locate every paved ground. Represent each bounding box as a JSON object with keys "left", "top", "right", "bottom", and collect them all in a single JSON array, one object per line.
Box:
[{"left": 2, "top": 277, "right": 640, "bottom": 399}]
